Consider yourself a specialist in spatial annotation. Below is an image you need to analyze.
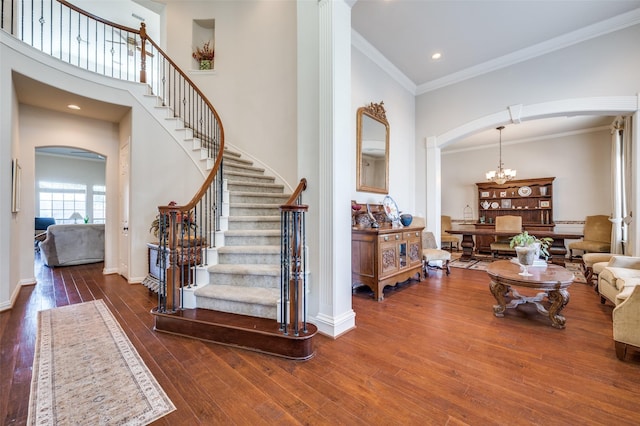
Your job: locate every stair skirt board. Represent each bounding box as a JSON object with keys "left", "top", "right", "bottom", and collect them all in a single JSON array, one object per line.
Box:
[{"left": 152, "top": 308, "right": 317, "bottom": 360}]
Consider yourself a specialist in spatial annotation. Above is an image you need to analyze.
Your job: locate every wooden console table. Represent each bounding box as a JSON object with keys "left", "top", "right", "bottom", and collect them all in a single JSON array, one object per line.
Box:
[{"left": 352, "top": 224, "right": 423, "bottom": 301}]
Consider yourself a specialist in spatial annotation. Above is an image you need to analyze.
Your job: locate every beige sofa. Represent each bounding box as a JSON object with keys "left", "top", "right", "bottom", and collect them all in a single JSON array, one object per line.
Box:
[
  {"left": 613, "top": 285, "right": 640, "bottom": 360},
  {"left": 38, "top": 224, "right": 105, "bottom": 267},
  {"left": 597, "top": 256, "right": 640, "bottom": 305}
]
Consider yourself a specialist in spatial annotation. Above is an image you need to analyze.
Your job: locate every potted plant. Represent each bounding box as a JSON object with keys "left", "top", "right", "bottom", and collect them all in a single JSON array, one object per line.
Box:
[
  {"left": 192, "top": 41, "right": 214, "bottom": 70},
  {"left": 509, "top": 231, "right": 553, "bottom": 275}
]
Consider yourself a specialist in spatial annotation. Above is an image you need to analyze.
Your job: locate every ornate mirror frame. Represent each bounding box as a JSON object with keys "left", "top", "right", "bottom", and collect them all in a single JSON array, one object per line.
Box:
[{"left": 356, "top": 101, "right": 389, "bottom": 194}]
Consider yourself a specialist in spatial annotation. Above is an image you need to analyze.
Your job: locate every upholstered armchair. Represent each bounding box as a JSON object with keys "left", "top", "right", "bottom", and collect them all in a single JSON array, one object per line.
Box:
[
  {"left": 582, "top": 252, "right": 616, "bottom": 288},
  {"left": 568, "top": 215, "right": 612, "bottom": 259},
  {"left": 597, "top": 256, "right": 640, "bottom": 305},
  {"left": 441, "top": 215, "right": 460, "bottom": 251},
  {"left": 613, "top": 285, "right": 640, "bottom": 360},
  {"left": 490, "top": 215, "right": 522, "bottom": 257}
]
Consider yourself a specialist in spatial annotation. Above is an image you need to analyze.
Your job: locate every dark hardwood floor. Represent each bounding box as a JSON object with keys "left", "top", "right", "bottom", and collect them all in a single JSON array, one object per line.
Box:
[{"left": 2, "top": 257, "right": 640, "bottom": 425}]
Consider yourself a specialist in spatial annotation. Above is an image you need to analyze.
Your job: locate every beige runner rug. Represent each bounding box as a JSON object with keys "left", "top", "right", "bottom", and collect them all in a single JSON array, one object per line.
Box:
[{"left": 28, "top": 300, "right": 175, "bottom": 425}]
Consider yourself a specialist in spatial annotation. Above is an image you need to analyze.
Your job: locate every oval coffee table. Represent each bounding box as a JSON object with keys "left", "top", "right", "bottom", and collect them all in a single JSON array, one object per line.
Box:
[{"left": 486, "top": 260, "right": 575, "bottom": 329}]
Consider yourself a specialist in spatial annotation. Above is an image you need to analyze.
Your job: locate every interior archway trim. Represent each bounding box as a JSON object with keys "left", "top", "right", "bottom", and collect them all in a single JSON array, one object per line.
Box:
[{"left": 432, "top": 95, "right": 639, "bottom": 149}]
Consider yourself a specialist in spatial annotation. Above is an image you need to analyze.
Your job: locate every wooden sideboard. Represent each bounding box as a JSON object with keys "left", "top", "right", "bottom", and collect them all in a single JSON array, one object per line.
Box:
[{"left": 352, "top": 225, "right": 423, "bottom": 301}]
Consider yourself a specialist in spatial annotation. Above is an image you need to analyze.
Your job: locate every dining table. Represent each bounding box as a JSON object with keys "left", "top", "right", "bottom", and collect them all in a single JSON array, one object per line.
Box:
[{"left": 446, "top": 228, "right": 583, "bottom": 265}]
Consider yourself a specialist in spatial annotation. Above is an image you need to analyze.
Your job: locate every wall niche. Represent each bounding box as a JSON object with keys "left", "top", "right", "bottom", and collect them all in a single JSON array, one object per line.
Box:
[{"left": 192, "top": 19, "right": 215, "bottom": 71}]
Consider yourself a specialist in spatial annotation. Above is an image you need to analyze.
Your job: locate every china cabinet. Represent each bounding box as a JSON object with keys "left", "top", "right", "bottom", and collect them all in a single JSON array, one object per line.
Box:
[{"left": 475, "top": 177, "right": 555, "bottom": 253}]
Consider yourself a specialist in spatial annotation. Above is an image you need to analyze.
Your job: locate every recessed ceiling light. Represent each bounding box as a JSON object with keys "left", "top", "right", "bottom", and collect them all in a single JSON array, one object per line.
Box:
[
  {"left": 67, "top": 104, "right": 81, "bottom": 110},
  {"left": 431, "top": 52, "right": 442, "bottom": 61}
]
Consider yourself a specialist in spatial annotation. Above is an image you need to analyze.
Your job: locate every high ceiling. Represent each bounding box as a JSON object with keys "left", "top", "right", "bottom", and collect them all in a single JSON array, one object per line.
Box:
[
  {"left": 352, "top": 0, "right": 640, "bottom": 91},
  {"left": 14, "top": 1, "right": 640, "bottom": 155},
  {"left": 351, "top": 0, "right": 640, "bottom": 150}
]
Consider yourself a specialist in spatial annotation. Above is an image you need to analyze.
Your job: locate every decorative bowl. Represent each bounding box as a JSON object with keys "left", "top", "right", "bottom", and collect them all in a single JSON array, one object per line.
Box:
[{"left": 400, "top": 214, "right": 413, "bottom": 226}]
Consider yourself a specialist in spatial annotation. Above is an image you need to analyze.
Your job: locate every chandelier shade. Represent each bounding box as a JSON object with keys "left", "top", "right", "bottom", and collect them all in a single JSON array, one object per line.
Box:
[{"left": 486, "top": 126, "right": 516, "bottom": 185}]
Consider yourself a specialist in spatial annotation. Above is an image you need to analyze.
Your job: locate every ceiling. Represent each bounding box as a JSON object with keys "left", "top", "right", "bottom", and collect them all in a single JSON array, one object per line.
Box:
[
  {"left": 13, "top": 1, "right": 640, "bottom": 156},
  {"left": 351, "top": 0, "right": 640, "bottom": 150},
  {"left": 13, "top": 73, "right": 130, "bottom": 123}
]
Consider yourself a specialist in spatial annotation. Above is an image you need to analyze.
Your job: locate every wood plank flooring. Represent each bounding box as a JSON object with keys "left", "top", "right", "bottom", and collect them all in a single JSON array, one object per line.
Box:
[{"left": 2, "top": 257, "right": 640, "bottom": 425}]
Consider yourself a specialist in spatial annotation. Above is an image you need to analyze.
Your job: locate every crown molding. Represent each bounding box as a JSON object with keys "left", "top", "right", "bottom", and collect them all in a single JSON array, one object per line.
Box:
[
  {"left": 416, "top": 8, "right": 640, "bottom": 95},
  {"left": 351, "top": 29, "right": 416, "bottom": 95}
]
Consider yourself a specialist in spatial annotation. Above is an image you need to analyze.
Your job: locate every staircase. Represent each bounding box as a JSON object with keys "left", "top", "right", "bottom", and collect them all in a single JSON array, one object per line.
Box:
[
  {"left": 194, "top": 149, "right": 290, "bottom": 320},
  {"left": 1, "top": 0, "right": 316, "bottom": 358},
  {"left": 150, "top": 147, "right": 317, "bottom": 360}
]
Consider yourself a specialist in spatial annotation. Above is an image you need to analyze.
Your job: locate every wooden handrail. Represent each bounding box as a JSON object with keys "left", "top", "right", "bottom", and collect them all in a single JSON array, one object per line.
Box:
[{"left": 283, "top": 178, "right": 308, "bottom": 206}]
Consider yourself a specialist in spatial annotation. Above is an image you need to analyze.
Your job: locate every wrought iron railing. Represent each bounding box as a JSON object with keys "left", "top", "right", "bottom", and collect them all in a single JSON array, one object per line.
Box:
[
  {"left": 280, "top": 178, "right": 308, "bottom": 336},
  {"left": 2, "top": 0, "right": 224, "bottom": 313}
]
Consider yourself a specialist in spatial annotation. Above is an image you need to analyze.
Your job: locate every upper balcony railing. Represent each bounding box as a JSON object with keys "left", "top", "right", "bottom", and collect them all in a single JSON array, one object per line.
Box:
[{"left": 2, "top": 0, "right": 225, "bottom": 313}]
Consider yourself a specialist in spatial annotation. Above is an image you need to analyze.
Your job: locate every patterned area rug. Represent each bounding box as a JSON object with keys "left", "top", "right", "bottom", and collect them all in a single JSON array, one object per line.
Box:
[
  {"left": 449, "top": 254, "right": 587, "bottom": 284},
  {"left": 28, "top": 300, "right": 175, "bottom": 425}
]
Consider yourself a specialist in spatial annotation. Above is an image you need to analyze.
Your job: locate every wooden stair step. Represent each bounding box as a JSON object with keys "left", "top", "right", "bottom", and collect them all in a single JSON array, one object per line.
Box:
[{"left": 152, "top": 308, "right": 317, "bottom": 360}]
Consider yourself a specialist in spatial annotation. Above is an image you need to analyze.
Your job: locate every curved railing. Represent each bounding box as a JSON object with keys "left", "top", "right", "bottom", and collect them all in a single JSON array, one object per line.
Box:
[
  {"left": 279, "top": 178, "right": 308, "bottom": 336},
  {"left": 1, "top": 0, "right": 224, "bottom": 313}
]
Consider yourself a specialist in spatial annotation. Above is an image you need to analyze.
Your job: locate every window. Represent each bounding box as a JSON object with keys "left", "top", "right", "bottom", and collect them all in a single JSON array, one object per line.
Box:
[
  {"left": 38, "top": 181, "right": 87, "bottom": 224},
  {"left": 93, "top": 185, "right": 106, "bottom": 224}
]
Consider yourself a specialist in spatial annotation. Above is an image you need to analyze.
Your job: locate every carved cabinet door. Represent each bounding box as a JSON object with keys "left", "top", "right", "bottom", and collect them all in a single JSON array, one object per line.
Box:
[{"left": 379, "top": 239, "right": 399, "bottom": 279}]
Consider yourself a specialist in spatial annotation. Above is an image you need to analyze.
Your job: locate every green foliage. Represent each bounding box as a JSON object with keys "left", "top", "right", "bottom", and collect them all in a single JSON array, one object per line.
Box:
[{"left": 509, "top": 231, "right": 553, "bottom": 259}]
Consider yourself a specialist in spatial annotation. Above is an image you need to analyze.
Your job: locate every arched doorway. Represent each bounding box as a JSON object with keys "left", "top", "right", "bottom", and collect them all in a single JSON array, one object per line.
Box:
[{"left": 424, "top": 95, "right": 640, "bottom": 252}]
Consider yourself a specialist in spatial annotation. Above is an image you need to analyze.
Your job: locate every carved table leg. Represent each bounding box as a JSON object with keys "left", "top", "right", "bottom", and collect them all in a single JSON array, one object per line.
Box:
[
  {"left": 490, "top": 280, "right": 509, "bottom": 317},
  {"left": 547, "top": 289, "right": 570, "bottom": 329},
  {"left": 548, "top": 238, "right": 568, "bottom": 265},
  {"left": 460, "top": 234, "right": 475, "bottom": 262}
]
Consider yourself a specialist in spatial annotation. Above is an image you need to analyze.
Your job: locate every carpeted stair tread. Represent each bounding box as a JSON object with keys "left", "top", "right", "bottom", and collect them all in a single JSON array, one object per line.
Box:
[
  {"left": 230, "top": 202, "right": 281, "bottom": 207},
  {"left": 194, "top": 285, "right": 279, "bottom": 305},
  {"left": 207, "top": 263, "right": 280, "bottom": 275},
  {"left": 222, "top": 154, "right": 253, "bottom": 165},
  {"left": 218, "top": 245, "right": 280, "bottom": 254},
  {"left": 231, "top": 190, "right": 289, "bottom": 197},
  {"left": 224, "top": 169, "right": 273, "bottom": 177},
  {"left": 227, "top": 181, "right": 284, "bottom": 190},
  {"left": 224, "top": 229, "right": 280, "bottom": 236},
  {"left": 229, "top": 215, "right": 280, "bottom": 222}
]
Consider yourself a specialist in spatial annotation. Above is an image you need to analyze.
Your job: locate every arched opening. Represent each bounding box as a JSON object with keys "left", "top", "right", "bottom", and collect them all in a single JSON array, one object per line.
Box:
[{"left": 424, "top": 96, "right": 639, "bottom": 253}]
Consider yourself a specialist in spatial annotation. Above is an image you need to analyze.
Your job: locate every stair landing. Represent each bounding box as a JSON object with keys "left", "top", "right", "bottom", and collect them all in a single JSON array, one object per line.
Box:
[{"left": 151, "top": 308, "right": 317, "bottom": 360}]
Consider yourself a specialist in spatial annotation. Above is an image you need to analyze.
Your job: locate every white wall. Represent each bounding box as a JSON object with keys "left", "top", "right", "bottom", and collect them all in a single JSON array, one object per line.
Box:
[
  {"left": 441, "top": 129, "right": 612, "bottom": 223},
  {"left": 160, "top": 0, "right": 299, "bottom": 189},
  {"left": 352, "top": 47, "right": 416, "bottom": 214}
]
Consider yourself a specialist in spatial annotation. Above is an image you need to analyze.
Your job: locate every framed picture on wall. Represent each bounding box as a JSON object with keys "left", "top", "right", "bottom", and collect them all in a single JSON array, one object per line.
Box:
[
  {"left": 499, "top": 191, "right": 507, "bottom": 197},
  {"left": 11, "top": 158, "right": 21, "bottom": 213},
  {"left": 540, "top": 200, "right": 550, "bottom": 208},
  {"left": 480, "top": 191, "right": 490, "bottom": 198},
  {"left": 501, "top": 199, "right": 511, "bottom": 209}
]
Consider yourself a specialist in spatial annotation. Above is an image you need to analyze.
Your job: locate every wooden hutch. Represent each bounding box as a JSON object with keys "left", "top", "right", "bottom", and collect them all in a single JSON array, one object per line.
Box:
[{"left": 475, "top": 177, "right": 555, "bottom": 253}]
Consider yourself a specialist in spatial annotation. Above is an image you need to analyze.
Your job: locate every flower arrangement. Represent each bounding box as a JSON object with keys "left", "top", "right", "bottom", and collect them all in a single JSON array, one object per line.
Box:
[
  {"left": 149, "top": 201, "right": 197, "bottom": 239},
  {"left": 192, "top": 41, "right": 214, "bottom": 62}
]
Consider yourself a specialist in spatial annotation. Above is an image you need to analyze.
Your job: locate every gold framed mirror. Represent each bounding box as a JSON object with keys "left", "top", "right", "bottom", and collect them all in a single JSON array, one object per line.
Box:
[{"left": 356, "top": 101, "right": 389, "bottom": 194}]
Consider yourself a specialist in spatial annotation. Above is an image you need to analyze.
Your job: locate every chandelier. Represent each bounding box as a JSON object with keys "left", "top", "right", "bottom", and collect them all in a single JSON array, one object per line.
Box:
[{"left": 485, "top": 125, "right": 516, "bottom": 185}]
